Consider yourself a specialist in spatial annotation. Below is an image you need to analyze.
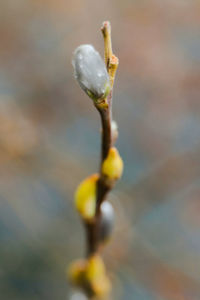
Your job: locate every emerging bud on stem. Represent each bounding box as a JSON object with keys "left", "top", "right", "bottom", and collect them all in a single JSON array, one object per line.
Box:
[
  {"left": 99, "top": 201, "right": 114, "bottom": 243},
  {"left": 102, "top": 147, "right": 123, "bottom": 183},
  {"left": 75, "top": 174, "right": 99, "bottom": 221},
  {"left": 72, "top": 45, "right": 110, "bottom": 102},
  {"left": 68, "top": 255, "right": 111, "bottom": 298},
  {"left": 85, "top": 255, "right": 111, "bottom": 297},
  {"left": 68, "top": 259, "right": 86, "bottom": 286},
  {"left": 111, "top": 120, "right": 118, "bottom": 144}
]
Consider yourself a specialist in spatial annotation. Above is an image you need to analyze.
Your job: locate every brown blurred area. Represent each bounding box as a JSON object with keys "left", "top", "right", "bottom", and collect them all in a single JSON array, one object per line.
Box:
[{"left": 0, "top": 0, "right": 200, "bottom": 299}]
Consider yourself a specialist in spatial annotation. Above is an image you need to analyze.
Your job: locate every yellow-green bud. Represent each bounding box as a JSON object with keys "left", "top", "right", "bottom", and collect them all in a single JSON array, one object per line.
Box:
[
  {"left": 85, "top": 255, "right": 105, "bottom": 281},
  {"left": 85, "top": 255, "right": 111, "bottom": 297},
  {"left": 68, "top": 259, "right": 87, "bottom": 286},
  {"left": 68, "top": 256, "right": 111, "bottom": 298},
  {"left": 102, "top": 147, "right": 123, "bottom": 182},
  {"left": 75, "top": 174, "right": 99, "bottom": 220}
]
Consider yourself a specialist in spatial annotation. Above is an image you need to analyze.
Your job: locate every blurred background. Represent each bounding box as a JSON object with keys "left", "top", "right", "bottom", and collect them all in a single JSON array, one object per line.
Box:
[{"left": 0, "top": 0, "right": 200, "bottom": 299}]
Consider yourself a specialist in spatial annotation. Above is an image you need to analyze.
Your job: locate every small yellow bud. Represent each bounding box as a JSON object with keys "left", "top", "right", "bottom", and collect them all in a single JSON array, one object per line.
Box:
[
  {"left": 85, "top": 255, "right": 105, "bottom": 281},
  {"left": 68, "top": 256, "right": 111, "bottom": 298},
  {"left": 102, "top": 147, "right": 123, "bottom": 182},
  {"left": 85, "top": 255, "right": 111, "bottom": 297},
  {"left": 91, "top": 274, "right": 111, "bottom": 297},
  {"left": 68, "top": 259, "right": 86, "bottom": 286},
  {"left": 75, "top": 174, "right": 99, "bottom": 220}
]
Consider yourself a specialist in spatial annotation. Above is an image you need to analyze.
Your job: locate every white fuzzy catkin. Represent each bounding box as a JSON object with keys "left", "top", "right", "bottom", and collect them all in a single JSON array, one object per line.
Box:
[
  {"left": 72, "top": 44, "right": 110, "bottom": 100},
  {"left": 99, "top": 201, "right": 114, "bottom": 242}
]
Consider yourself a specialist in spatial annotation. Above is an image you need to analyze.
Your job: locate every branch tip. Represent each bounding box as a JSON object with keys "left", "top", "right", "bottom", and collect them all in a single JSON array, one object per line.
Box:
[
  {"left": 101, "top": 21, "right": 113, "bottom": 69},
  {"left": 101, "top": 21, "right": 111, "bottom": 36}
]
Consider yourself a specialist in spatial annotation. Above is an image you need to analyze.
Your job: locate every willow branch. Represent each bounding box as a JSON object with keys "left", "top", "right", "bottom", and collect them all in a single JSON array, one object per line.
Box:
[
  {"left": 85, "top": 21, "right": 119, "bottom": 257},
  {"left": 85, "top": 92, "right": 112, "bottom": 257}
]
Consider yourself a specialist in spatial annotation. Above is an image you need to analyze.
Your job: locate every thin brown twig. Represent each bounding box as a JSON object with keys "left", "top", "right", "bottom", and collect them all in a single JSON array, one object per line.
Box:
[{"left": 85, "top": 21, "right": 118, "bottom": 258}]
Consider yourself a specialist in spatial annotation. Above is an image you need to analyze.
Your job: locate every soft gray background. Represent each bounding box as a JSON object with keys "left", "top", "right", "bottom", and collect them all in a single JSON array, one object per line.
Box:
[{"left": 0, "top": 0, "right": 200, "bottom": 299}]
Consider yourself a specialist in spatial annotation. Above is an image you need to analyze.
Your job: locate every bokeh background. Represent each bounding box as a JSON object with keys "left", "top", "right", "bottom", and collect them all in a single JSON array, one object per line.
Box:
[{"left": 1, "top": 0, "right": 200, "bottom": 299}]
